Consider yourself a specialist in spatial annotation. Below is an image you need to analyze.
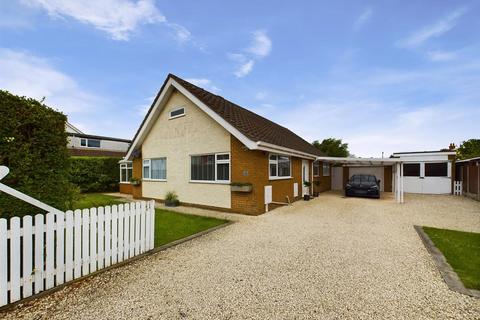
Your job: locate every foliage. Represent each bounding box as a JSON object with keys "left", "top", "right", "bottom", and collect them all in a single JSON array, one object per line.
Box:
[
  {"left": 0, "top": 90, "right": 78, "bottom": 218},
  {"left": 69, "top": 156, "right": 121, "bottom": 193},
  {"left": 423, "top": 227, "right": 480, "bottom": 290},
  {"left": 456, "top": 139, "right": 480, "bottom": 160},
  {"left": 312, "top": 138, "right": 350, "bottom": 157},
  {"left": 72, "top": 193, "right": 126, "bottom": 210},
  {"left": 130, "top": 176, "right": 141, "bottom": 185},
  {"left": 165, "top": 191, "right": 179, "bottom": 203},
  {"left": 154, "top": 208, "right": 228, "bottom": 247}
]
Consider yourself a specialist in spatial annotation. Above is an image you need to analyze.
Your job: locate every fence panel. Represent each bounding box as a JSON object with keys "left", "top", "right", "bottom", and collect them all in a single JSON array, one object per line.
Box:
[{"left": 0, "top": 200, "right": 155, "bottom": 308}]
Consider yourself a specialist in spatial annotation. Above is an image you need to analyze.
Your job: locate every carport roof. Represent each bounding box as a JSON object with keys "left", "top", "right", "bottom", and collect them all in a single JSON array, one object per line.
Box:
[{"left": 316, "top": 156, "right": 401, "bottom": 166}]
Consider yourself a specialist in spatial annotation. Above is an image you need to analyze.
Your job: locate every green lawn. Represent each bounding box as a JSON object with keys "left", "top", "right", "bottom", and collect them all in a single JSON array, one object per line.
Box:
[
  {"left": 423, "top": 227, "right": 480, "bottom": 290},
  {"left": 73, "top": 193, "right": 127, "bottom": 209},
  {"left": 73, "top": 193, "right": 229, "bottom": 248}
]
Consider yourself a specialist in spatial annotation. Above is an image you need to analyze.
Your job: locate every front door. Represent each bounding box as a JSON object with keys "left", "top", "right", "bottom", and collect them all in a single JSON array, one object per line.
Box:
[{"left": 302, "top": 160, "right": 310, "bottom": 196}]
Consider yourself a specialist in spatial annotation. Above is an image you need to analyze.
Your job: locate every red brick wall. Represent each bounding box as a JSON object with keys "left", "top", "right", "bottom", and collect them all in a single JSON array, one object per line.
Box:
[{"left": 230, "top": 136, "right": 310, "bottom": 215}]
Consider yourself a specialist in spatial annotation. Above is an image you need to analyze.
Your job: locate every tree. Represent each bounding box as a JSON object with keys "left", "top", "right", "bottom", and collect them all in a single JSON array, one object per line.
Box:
[
  {"left": 312, "top": 138, "right": 350, "bottom": 157},
  {"left": 456, "top": 139, "right": 480, "bottom": 160},
  {"left": 0, "top": 90, "right": 78, "bottom": 218}
]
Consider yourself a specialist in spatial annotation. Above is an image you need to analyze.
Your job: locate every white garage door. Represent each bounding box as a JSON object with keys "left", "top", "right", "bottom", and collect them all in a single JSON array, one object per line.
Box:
[{"left": 349, "top": 167, "right": 384, "bottom": 191}]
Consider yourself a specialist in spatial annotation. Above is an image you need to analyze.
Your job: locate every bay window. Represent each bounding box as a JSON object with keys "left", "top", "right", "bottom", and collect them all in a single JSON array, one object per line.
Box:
[
  {"left": 143, "top": 158, "right": 167, "bottom": 180},
  {"left": 191, "top": 153, "right": 230, "bottom": 182},
  {"left": 269, "top": 154, "right": 291, "bottom": 179},
  {"left": 120, "top": 162, "right": 132, "bottom": 183}
]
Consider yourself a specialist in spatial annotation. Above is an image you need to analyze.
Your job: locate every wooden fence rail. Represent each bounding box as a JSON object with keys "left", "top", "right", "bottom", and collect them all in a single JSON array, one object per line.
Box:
[{"left": 0, "top": 200, "right": 155, "bottom": 307}]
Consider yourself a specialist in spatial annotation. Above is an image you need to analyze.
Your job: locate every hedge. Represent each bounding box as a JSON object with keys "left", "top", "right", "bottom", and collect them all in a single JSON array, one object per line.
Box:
[
  {"left": 70, "top": 156, "right": 121, "bottom": 193},
  {"left": 0, "top": 90, "right": 78, "bottom": 218}
]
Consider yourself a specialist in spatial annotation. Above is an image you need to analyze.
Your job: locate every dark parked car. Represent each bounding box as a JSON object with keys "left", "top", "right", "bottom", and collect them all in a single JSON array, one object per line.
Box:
[{"left": 345, "top": 174, "right": 380, "bottom": 199}]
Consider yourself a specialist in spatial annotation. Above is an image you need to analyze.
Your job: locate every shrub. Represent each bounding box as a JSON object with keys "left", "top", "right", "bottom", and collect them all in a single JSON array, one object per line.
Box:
[
  {"left": 0, "top": 90, "right": 78, "bottom": 218},
  {"left": 69, "top": 157, "right": 121, "bottom": 193}
]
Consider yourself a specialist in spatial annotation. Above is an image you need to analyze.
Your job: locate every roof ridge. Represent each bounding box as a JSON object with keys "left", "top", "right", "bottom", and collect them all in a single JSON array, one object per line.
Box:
[{"left": 169, "top": 74, "right": 322, "bottom": 156}]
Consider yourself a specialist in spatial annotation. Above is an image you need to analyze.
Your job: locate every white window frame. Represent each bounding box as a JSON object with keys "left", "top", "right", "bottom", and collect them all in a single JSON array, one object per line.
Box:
[
  {"left": 313, "top": 161, "right": 320, "bottom": 177},
  {"left": 190, "top": 152, "right": 231, "bottom": 184},
  {"left": 143, "top": 158, "right": 167, "bottom": 181},
  {"left": 322, "top": 163, "right": 330, "bottom": 177},
  {"left": 119, "top": 162, "right": 133, "bottom": 183},
  {"left": 80, "top": 138, "right": 101, "bottom": 148},
  {"left": 169, "top": 106, "right": 186, "bottom": 120},
  {"left": 269, "top": 153, "right": 292, "bottom": 180}
]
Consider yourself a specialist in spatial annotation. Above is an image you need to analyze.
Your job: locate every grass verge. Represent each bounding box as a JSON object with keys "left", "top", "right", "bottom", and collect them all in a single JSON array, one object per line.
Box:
[{"left": 423, "top": 227, "right": 480, "bottom": 290}]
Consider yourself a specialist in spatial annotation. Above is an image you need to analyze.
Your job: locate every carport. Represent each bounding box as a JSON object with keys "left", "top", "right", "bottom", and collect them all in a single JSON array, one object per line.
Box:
[{"left": 316, "top": 157, "right": 405, "bottom": 203}]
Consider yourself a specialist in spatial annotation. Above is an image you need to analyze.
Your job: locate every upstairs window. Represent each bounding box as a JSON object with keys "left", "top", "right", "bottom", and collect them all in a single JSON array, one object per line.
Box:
[
  {"left": 120, "top": 162, "right": 133, "bottom": 183},
  {"left": 191, "top": 153, "right": 230, "bottom": 182},
  {"left": 425, "top": 162, "right": 447, "bottom": 177},
  {"left": 323, "top": 163, "right": 330, "bottom": 176},
  {"left": 269, "top": 154, "right": 291, "bottom": 179},
  {"left": 169, "top": 107, "right": 185, "bottom": 119},
  {"left": 80, "top": 138, "right": 101, "bottom": 148}
]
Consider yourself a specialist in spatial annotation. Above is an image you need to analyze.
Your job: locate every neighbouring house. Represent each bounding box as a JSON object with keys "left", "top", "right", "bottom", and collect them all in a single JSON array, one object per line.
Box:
[
  {"left": 456, "top": 156, "right": 480, "bottom": 201},
  {"left": 119, "top": 74, "right": 326, "bottom": 215},
  {"left": 66, "top": 122, "right": 131, "bottom": 157}
]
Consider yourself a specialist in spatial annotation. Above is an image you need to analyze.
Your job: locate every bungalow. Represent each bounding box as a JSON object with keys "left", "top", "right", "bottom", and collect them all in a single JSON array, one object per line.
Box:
[
  {"left": 119, "top": 74, "right": 326, "bottom": 214},
  {"left": 66, "top": 121, "right": 131, "bottom": 157}
]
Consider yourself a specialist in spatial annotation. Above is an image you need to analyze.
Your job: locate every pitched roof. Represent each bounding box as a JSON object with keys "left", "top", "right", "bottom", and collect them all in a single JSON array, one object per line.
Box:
[{"left": 168, "top": 74, "right": 323, "bottom": 157}]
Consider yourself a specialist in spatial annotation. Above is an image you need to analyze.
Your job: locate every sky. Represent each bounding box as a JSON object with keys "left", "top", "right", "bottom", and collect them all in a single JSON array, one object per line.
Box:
[{"left": 0, "top": 0, "right": 479, "bottom": 157}]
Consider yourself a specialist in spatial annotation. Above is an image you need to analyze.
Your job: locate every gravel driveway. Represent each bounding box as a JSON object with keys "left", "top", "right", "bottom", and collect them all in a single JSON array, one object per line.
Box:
[{"left": 2, "top": 193, "right": 480, "bottom": 319}]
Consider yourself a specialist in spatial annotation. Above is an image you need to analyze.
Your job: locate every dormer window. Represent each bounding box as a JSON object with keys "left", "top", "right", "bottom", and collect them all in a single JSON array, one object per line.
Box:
[{"left": 169, "top": 107, "right": 185, "bottom": 119}]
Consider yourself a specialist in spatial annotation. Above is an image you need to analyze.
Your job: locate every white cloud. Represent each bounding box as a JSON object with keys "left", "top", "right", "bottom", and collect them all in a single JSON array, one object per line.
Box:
[
  {"left": 0, "top": 48, "right": 101, "bottom": 114},
  {"left": 234, "top": 60, "right": 255, "bottom": 78},
  {"left": 184, "top": 78, "right": 220, "bottom": 93},
  {"left": 230, "top": 30, "right": 272, "bottom": 78},
  {"left": 21, "top": 0, "right": 192, "bottom": 42},
  {"left": 397, "top": 7, "right": 467, "bottom": 48},
  {"left": 354, "top": 7, "right": 373, "bottom": 30},
  {"left": 247, "top": 30, "right": 272, "bottom": 58},
  {"left": 427, "top": 50, "right": 456, "bottom": 62}
]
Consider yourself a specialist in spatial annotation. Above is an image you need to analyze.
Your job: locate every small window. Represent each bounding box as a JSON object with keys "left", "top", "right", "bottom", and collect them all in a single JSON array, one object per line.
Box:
[
  {"left": 87, "top": 139, "right": 100, "bottom": 148},
  {"left": 169, "top": 107, "right": 185, "bottom": 119},
  {"left": 313, "top": 161, "right": 320, "bottom": 177},
  {"left": 425, "top": 162, "right": 447, "bottom": 177},
  {"left": 120, "top": 162, "right": 133, "bottom": 183},
  {"left": 143, "top": 159, "right": 151, "bottom": 179},
  {"left": 269, "top": 154, "right": 291, "bottom": 179},
  {"left": 143, "top": 158, "right": 167, "bottom": 180},
  {"left": 80, "top": 138, "right": 100, "bottom": 148},
  {"left": 322, "top": 163, "right": 330, "bottom": 176},
  {"left": 403, "top": 163, "right": 420, "bottom": 177},
  {"left": 191, "top": 153, "right": 229, "bottom": 182}
]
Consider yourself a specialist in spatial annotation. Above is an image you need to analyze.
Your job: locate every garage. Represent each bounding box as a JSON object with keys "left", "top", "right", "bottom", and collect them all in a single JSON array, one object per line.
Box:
[
  {"left": 319, "top": 157, "right": 403, "bottom": 203},
  {"left": 391, "top": 151, "right": 456, "bottom": 194}
]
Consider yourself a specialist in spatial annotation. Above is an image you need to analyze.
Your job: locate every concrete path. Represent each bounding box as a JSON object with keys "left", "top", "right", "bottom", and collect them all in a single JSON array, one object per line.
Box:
[{"left": 2, "top": 193, "right": 480, "bottom": 319}]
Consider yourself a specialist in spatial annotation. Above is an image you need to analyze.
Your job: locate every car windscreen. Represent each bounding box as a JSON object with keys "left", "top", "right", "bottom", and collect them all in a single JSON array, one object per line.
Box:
[{"left": 351, "top": 175, "right": 376, "bottom": 183}]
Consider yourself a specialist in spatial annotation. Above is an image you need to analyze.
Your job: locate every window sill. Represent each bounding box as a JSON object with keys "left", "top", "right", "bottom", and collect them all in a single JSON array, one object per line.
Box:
[
  {"left": 169, "top": 114, "right": 185, "bottom": 120},
  {"left": 119, "top": 182, "right": 131, "bottom": 184},
  {"left": 269, "top": 176, "right": 292, "bottom": 181},
  {"left": 189, "top": 180, "right": 230, "bottom": 185},
  {"left": 143, "top": 179, "right": 167, "bottom": 182}
]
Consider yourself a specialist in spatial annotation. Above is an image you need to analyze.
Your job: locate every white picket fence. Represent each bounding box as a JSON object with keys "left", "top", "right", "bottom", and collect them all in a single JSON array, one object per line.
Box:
[
  {"left": 454, "top": 181, "right": 462, "bottom": 195},
  {"left": 0, "top": 200, "right": 155, "bottom": 307}
]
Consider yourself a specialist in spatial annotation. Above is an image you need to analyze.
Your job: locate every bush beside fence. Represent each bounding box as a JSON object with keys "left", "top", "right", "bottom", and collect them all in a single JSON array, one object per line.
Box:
[{"left": 69, "top": 157, "right": 122, "bottom": 193}]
